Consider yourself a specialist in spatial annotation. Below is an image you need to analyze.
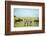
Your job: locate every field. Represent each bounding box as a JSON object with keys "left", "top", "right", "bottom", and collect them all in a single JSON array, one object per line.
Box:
[{"left": 14, "top": 16, "right": 39, "bottom": 27}]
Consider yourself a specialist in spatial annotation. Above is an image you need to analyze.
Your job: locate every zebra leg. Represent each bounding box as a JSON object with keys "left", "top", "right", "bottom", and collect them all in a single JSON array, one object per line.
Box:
[
  {"left": 27, "top": 22, "right": 28, "bottom": 26},
  {"left": 24, "top": 22, "right": 26, "bottom": 26}
]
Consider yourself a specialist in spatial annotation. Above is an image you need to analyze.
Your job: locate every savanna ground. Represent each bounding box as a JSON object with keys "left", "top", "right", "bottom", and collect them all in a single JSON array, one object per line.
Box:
[{"left": 14, "top": 16, "right": 39, "bottom": 27}]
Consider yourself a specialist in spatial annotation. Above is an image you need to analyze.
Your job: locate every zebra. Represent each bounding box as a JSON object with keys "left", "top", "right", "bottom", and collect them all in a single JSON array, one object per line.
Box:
[{"left": 24, "top": 19, "right": 32, "bottom": 26}]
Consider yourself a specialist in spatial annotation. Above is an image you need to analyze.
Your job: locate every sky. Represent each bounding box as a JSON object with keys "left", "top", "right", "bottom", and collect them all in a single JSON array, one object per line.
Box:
[{"left": 14, "top": 8, "right": 39, "bottom": 17}]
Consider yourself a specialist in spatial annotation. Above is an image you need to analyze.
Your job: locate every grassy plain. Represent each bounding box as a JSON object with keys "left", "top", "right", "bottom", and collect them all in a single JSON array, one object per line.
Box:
[{"left": 14, "top": 17, "right": 39, "bottom": 27}]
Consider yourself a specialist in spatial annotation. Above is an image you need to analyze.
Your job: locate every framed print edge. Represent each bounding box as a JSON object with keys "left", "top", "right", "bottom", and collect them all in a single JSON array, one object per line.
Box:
[
  {"left": 11, "top": 5, "right": 42, "bottom": 31},
  {"left": 5, "top": 1, "right": 45, "bottom": 35}
]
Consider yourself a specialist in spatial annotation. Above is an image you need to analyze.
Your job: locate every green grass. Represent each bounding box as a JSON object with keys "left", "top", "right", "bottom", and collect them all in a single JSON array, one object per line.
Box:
[
  {"left": 14, "top": 17, "right": 39, "bottom": 27},
  {"left": 14, "top": 22, "right": 39, "bottom": 27}
]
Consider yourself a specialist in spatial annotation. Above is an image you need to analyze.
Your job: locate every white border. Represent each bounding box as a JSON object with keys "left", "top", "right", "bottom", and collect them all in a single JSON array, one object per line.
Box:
[{"left": 11, "top": 5, "right": 42, "bottom": 31}]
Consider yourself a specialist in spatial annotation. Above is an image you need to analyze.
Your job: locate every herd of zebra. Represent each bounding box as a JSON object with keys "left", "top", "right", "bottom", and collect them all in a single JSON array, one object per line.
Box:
[{"left": 14, "top": 17, "right": 39, "bottom": 26}]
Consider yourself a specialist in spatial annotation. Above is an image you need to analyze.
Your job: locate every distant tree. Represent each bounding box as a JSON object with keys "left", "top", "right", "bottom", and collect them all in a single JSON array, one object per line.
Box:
[
  {"left": 34, "top": 19, "right": 39, "bottom": 26},
  {"left": 14, "top": 16, "right": 16, "bottom": 17},
  {"left": 15, "top": 18, "right": 23, "bottom": 23},
  {"left": 34, "top": 20, "right": 39, "bottom": 22}
]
